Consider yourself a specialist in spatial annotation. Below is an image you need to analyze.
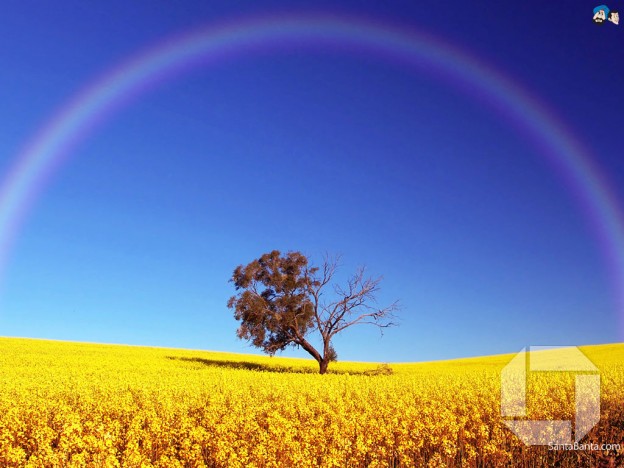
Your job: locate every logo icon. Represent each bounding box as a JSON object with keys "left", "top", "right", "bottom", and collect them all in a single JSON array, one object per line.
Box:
[
  {"left": 594, "top": 5, "right": 610, "bottom": 25},
  {"left": 593, "top": 5, "right": 619, "bottom": 25},
  {"left": 608, "top": 10, "right": 619, "bottom": 25},
  {"left": 501, "top": 346, "right": 600, "bottom": 446}
]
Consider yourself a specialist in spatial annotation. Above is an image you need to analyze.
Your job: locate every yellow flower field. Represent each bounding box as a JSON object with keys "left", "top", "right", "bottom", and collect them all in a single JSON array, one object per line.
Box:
[{"left": 0, "top": 338, "right": 621, "bottom": 467}]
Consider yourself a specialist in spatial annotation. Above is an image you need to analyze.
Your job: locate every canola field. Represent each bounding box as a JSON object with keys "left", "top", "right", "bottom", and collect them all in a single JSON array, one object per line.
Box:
[{"left": 0, "top": 338, "right": 622, "bottom": 467}]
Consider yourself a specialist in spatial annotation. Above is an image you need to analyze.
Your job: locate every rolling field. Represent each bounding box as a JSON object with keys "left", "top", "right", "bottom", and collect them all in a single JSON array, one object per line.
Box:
[{"left": 0, "top": 338, "right": 622, "bottom": 467}]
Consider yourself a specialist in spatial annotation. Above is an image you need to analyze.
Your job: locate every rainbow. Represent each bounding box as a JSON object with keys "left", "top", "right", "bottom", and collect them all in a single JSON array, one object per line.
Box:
[{"left": 2, "top": 13, "right": 623, "bottom": 332}]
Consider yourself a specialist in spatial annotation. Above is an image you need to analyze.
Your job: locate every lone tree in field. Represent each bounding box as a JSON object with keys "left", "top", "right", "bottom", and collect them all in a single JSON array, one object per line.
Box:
[{"left": 227, "top": 250, "right": 399, "bottom": 374}]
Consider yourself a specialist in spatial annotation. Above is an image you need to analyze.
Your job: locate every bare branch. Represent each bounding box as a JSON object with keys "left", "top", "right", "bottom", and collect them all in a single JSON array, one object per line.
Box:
[
  {"left": 322, "top": 268, "right": 399, "bottom": 338},
  {"left": 330, "top": 299, "right": 401, "bottom": 336}
]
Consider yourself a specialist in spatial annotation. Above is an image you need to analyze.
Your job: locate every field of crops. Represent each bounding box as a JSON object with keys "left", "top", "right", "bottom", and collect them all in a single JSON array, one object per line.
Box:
[{"left": 0, "top": 338, "right": 621, "bottom": 467}]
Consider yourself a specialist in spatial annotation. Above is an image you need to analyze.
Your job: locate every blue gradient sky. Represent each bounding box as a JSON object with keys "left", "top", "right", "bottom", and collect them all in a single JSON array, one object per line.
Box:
[{"left": 0, "top": 1, "right": 622, "bottom": 362}]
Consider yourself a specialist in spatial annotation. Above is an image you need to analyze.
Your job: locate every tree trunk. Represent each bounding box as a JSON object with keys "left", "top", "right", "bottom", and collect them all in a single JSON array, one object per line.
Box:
[
  {"left": 319, "top": 358, "right": 329, "bottom": 375},
  {"left": 318, "top": 338, "right": 333, "bottom": 375}
]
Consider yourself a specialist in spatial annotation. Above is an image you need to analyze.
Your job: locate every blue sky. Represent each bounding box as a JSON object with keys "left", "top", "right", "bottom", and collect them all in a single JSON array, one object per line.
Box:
[{"left": 0, "top": 1, "right": 622, "bottom": 362}]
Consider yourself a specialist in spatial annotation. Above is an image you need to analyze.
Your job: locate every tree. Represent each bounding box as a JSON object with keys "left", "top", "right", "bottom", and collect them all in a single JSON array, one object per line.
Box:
[{"left": 227, "top": 250, "right": 399, "bottom": 374}]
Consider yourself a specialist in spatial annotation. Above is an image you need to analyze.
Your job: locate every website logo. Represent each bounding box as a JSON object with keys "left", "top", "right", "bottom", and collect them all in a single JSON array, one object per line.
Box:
[
  {"left": 594, "top": 5, "right": 619, "bottom": 25},
  {"left": 501, "top": 346, "right": 600, "bottom": 446}
]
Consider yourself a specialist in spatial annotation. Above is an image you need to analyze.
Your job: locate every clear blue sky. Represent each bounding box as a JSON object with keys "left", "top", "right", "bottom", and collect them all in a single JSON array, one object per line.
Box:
[{"left": 0, "top": 1, "right": 622, "bottom": 362}]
